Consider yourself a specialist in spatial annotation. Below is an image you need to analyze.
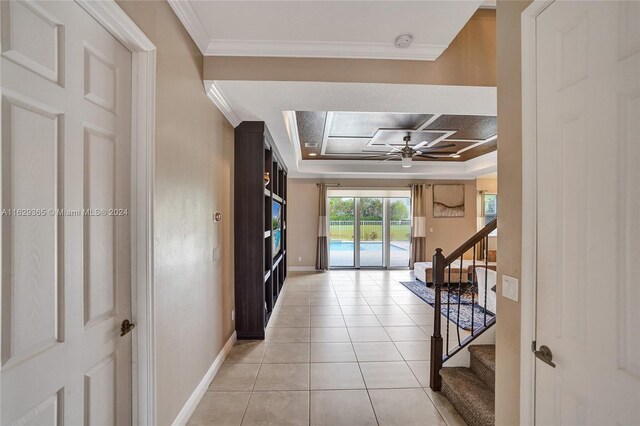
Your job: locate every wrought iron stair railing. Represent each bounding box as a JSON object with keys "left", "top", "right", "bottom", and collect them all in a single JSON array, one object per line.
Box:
[{"left": 429, "top": 219, "right": 497, "bottom": 391}]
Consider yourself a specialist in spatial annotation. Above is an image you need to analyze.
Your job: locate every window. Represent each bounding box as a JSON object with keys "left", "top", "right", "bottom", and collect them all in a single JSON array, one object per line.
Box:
[{"left": 483, "top": 193, "right": 497, "bottom": 225}]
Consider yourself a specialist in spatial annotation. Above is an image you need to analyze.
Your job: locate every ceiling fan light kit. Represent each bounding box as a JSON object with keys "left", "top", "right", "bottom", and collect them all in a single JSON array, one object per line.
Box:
[{"left": 376, "top": 133, "right": 458, "bottom": 168}]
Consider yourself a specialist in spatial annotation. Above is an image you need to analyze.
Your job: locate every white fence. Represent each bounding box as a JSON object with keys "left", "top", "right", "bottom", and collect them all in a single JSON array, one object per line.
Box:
[{"left": 329, "top": 220, "right": 411, "bottom": 242}]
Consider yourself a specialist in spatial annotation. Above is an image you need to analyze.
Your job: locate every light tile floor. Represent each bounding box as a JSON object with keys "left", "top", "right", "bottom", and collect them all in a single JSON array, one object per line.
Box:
[{"left": 188, "top": 270, "right": 467, "bottom": 426}]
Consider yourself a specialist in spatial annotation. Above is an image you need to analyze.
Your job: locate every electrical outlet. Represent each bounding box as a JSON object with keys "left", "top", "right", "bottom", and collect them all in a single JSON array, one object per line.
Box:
[
  {"left": 231, "top": 309, "right": 235, "bottom": 321},
  {"left": 429, "top": 227, "right": 434, "bottom": 233},
  {"left": 298, "top": 256, "right": 302, "bottom": 262}
]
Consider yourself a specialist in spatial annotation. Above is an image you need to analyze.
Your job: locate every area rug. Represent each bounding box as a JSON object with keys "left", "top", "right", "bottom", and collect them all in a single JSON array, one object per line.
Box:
[{"left": 400, "top": 280, "right": 494, "bottom": 331}]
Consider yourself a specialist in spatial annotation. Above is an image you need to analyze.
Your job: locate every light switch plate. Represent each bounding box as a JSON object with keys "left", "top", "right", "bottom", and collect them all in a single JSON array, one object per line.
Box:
[{"left": 502, "top": 275, "right": 519, "bottom": 302}]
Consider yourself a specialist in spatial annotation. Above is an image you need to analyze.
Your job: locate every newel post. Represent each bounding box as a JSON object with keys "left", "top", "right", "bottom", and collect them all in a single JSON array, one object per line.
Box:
[{"left": 430, "top": 248, "right": 445, "bottom": 391}]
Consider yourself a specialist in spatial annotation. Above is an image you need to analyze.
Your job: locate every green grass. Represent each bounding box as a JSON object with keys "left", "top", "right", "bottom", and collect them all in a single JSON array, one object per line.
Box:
[{"left": 329, "top": 224, "right": 410, "bottom": 242}]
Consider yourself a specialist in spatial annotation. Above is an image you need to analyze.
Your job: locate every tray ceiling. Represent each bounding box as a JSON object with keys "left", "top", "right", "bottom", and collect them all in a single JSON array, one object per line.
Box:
[
  {"left": 204, "top": 80, "right": 497, "bottom": 179},
  {"left": 168, "top": 0, "right": 484, "bottom": 60},
  {"left": 296, "top": 111, "right": 497, "bottom": 162}
]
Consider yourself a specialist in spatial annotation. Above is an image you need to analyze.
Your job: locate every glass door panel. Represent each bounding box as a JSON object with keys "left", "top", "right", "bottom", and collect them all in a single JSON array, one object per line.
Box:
[
  {"left": 359, "top": 197, "right": 384, "bottom": 267},
  {"left": 388, "top": 197, "right": 411, "bottom": 268},
  {"left": 329, "top": 197, "right": 355, "bottom": 267}
]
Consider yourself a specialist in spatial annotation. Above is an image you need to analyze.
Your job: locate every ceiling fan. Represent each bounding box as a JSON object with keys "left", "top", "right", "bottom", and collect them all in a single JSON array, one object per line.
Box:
[{"left": 366, "top": 134, "right": 457, "bottom": 168}]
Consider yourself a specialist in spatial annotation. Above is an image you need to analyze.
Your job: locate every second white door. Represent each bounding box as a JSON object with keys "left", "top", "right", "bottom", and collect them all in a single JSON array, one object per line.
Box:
[{"left": 534, "top": 1, "right": 640, "bottom": 424}]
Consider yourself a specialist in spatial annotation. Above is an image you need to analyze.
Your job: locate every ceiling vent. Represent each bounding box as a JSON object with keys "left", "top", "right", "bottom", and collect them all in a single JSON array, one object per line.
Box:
[
  {"left": 395, "top": 34, "right": 413, "bottom": 48},
  {"left": 305, "top": 142, "right": 318, "bottom": 148}
]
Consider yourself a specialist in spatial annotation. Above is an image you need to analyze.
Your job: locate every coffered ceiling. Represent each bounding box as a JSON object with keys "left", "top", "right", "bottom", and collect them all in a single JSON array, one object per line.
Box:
[
  {"left": 296, "top": 112, "right": 497, "bottom": 162},
  {"left": 169, "top": 0, "right": 485, "bottom": 60},
  {"left": 204, "top": 80, "right": 497, "bottom": 179}
]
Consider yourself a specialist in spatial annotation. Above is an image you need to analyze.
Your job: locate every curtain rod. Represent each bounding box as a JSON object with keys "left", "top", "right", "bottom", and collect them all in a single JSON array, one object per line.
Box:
[{"left": 316, "top": 183, "right": 341, "bottom": 187}]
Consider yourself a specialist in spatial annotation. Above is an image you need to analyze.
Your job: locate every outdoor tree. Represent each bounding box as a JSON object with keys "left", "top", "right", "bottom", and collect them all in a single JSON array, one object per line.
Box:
[
  {"left": 390, "top": 200, "right": 409, "bottom": 221},
  {"left": 359, "top": 198, "right": 383, "bottom": 220},
  {"left": 329, "top": 198, "right": 355, "bottom": 221}
]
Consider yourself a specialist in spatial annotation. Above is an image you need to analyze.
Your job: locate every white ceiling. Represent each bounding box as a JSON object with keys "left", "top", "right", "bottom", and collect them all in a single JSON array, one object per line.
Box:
[
  {"left": 205, "top": 80, "right": 497, "bottom": 179},
  {"left": 169, "top": 0, "right": 484, "bottom": 60}
]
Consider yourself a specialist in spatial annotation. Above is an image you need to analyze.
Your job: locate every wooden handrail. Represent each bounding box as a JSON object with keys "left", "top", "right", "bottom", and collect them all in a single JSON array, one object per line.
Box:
[
  {"left": 429, "top": 218, "right": 497, "bottom": 391},
  {"left": 444, "top": 219, "right": 497, "bottom": 265}
]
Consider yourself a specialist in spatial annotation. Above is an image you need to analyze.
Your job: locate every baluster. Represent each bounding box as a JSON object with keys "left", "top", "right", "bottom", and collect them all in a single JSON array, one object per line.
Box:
[
  {"left": 446, "top": 263, "right": 451, "bottom": 356},
  {"left": 484, "top": 235, "right": 489, "bottom": 327},
  {"left": 456, "top": 254, "right": 462, "bottom": 346},
  {"left": 430, "top": 248, "right": 445, "bottom": 391},
  {"left": 472, "top": 242, "right": 476, "bottom": 336}
]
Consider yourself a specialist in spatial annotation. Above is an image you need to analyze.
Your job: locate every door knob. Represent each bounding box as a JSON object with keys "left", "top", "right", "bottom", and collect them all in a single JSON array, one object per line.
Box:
[
  {"left": 120, "top": 319, "right": 135, "bottom": 337},
  {"left": 534, "top": 345, "right": 556, "bottom": 368}
]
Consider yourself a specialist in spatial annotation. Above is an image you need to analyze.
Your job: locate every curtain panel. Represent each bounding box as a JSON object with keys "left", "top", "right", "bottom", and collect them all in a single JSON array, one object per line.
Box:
[
  {"left": 315, "top": 183, "right": 329, "bottom": 270},
  {"left": 409, "top": 184, "right": 428, "bottom": 268}
]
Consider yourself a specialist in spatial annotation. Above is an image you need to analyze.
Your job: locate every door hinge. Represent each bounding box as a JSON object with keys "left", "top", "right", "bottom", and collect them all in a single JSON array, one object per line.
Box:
[{"left": 531, "top": 340, "right": 536, "bottom": 352}]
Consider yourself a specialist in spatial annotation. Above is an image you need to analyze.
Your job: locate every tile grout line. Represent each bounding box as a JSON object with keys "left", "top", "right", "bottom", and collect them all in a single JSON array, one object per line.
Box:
[{"left": 307, "top": 291, "right": 311, "bottom": 426}]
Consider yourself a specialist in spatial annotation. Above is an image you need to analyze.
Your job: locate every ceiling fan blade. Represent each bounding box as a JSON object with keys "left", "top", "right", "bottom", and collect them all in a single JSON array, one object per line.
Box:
[
  {"left": 421, "top": 143, "right": 456, "bottom": 151},
  {"left": 417, "top": 151, "right": 457, "bottom": 156},
  {"left": 420, "top": 154, "right": 440, "bottom": 159},
  {"left": 384, "top": 143, "right": 401, "bottom": 152},
  {"left": 380, "top": 157, "right": 397, "bottom": 162},
  {"left": 413, "top": 141, "right": 428, "bottom": 150}
]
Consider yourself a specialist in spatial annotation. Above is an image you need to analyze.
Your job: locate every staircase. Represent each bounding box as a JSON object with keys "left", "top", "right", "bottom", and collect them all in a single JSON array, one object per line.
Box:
[
  {"left": 440, "top": 345, "right": 495, "bottom": 426},
  {"left": 428, "top": 219, "right": 497, "bottom": 425}
]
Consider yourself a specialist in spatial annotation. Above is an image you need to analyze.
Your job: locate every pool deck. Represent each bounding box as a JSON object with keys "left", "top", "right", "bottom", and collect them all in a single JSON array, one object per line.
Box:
[{"left": 330, "top": 240, "right": 410, "bottom": 268}]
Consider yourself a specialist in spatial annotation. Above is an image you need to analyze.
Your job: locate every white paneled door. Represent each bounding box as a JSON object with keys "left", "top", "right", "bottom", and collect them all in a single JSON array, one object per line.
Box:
[
  {"left": 1, "top": 1, "right": 133, "bottom": 424},
  {"left": 535, "top": 1, "right": 640, "bottom": 424}
]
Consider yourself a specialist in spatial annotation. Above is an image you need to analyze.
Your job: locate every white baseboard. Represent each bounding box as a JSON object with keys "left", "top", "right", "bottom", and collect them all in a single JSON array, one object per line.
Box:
[
  {"left": 287, "top": 266, "right": 317, "bottom": 272},
  {"left": 171, "top": 331, "right": 237, "bottom": 426}
]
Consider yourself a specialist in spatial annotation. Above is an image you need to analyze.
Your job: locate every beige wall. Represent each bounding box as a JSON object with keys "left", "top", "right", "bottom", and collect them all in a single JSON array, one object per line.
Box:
[
  {"left": 204, "top": 10, "right": 496, "bottom": 87},
  {"left": 117, "top": 2, "right": 235, "bottom": 425},
  {"left": 288, "top": 178, "right": 478, "bottom": 269},
  {"left": 496, "top": 1, "right": 531, "bottom": 425},
  {"left": 477, "top": 176, "right": 498, "bottom": 193}
]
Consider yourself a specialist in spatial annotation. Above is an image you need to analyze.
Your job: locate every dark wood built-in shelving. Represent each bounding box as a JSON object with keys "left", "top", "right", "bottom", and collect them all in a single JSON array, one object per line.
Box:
[{"left": 234, "top": 121, "right": 287, "bottom": 340}]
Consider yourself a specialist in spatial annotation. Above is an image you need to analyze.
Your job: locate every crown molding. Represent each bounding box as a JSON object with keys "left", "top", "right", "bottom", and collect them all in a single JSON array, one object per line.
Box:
[
  {"left": 167, "top": 0, "right": 210, "bottom": 54},
  {"left": 204, "top": 39, "right": 448, "bottom": 61},
  {"left": 204, "top": 81, "right": 241, "bottom": 127}
]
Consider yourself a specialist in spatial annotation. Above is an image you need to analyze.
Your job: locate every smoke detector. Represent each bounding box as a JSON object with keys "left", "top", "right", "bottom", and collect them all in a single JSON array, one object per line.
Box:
[{"left": 395, "top": 34, "right": 413, "bottom": 48}]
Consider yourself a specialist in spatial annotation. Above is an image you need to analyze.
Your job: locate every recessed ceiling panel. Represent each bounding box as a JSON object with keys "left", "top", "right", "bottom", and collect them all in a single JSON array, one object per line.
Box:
[
  {"left": 296, "top": 110, "right": 497, "bottom": 163},
  {"left": 427, "top": 115, "right": 497, "bottom": 140},
  {"left": 429, "top": 140, "right": 481, "bottom": 152},
  {"left": 325, "top": 138, "right": 374, "bottom": 155},
  {"left": 296, "top": 111, "right": 325, "bottom": 156},
  {"left": 329, "top": 112, "right": 431, "bottom": 138}
]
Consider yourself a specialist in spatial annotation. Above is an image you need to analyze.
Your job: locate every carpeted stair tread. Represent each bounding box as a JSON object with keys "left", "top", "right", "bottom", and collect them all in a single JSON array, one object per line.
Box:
[
  {"left": 441, "top": 367, "right": 494, "bottom": 426},
  {"left": 468, "top": 345, "right": 495, "bottom": 373}
]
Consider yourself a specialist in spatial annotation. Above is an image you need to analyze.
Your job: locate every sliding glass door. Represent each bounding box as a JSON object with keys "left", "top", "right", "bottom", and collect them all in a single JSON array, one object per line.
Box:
[
  {"left": 388, "top": 198, "right": 411, "bottom": 267},
  {"left": 329, "top": 196, "right": 411, "bottom": 269},
  {"left": 328, "top": 197, "right": 355, "bottom": 267},
  {"left": 359, "top": 198, "right": 384, "bottom": 267}
]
